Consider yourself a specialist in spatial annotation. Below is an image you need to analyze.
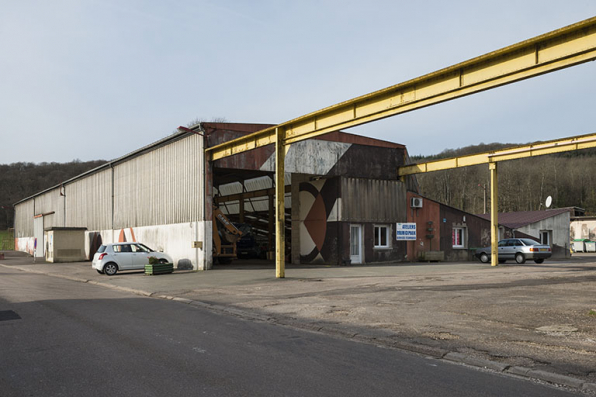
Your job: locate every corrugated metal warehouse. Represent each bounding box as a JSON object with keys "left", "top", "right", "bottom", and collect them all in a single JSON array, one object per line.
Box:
[{"left": 14, "top": 122, "right": 424, "bottom": 270}]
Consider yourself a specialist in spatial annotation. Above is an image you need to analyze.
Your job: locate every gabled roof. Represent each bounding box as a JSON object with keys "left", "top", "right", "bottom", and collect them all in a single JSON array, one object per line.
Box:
[{"left": 477, "top": 208, "right": 570, "bottom": 229}]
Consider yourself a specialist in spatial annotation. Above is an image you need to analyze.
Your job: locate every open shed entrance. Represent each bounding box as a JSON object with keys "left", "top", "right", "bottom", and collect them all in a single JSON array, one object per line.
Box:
[{"left": 212, "top": 167, "right": 291, "bottom": 265}]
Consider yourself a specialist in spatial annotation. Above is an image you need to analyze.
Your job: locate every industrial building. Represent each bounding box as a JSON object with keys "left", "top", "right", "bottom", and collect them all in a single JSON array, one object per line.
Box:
[
  {"left": 14, "top": 123, "right": 420, "bottom": 269},
  {"left": 15, "top": 122, "right": 576, "bottom": 269}
]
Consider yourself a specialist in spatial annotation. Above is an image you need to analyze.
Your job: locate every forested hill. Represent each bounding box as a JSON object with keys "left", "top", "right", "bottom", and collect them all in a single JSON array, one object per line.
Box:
[
  {"left": 411, "top": 142, "right": 596, "bottom": 216},
  {"left": 0, "top": 160, "right": 107, "bottom": 230}
]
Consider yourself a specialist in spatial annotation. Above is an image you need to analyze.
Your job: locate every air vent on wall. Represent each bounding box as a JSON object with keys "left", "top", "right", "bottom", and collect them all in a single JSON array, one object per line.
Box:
[{"left": 411, "top": 197, "right": 423, "bottom": 208}]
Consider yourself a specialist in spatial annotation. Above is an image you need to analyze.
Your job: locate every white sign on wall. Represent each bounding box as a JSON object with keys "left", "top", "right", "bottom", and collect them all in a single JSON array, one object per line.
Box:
[{"left": 396, "top": 223, "right": 417, "bottom": 241}]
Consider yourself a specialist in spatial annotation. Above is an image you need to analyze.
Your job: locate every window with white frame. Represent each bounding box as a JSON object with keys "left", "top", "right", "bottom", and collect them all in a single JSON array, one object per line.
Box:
[
  {"left": 452, "top": 227, "right": 466, "bottom": 248},
  {"left": 374, "top": 225, "right": 390, "bottom": 248}
]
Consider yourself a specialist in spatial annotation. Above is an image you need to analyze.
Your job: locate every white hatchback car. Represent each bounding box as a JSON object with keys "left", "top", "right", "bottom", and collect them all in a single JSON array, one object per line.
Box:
[{"left": 92, "top": 242, "right": 173, "bottom": 276}]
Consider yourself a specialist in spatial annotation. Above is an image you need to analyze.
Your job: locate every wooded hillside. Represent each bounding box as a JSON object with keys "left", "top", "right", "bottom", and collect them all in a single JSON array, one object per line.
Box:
[
  {"left": 0, "top": 160, "right": 107, "bottom": 230},
  {"left": 413, "top": 143, "right": 596, "bottom": 215}
]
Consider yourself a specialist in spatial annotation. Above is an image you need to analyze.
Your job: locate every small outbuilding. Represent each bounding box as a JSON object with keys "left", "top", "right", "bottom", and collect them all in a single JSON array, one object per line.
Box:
[
  {"left": 44, "top": 227, "right": 87, "bottom": 263},
  {"left": 478, "top": 209, "right": 571, "bottom": 258},
  {"left": 406, "top": 192, "right": 520, "bottom": 262}
]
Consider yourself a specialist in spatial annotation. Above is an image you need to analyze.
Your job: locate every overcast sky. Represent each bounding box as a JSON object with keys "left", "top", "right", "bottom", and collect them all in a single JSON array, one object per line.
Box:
[{"left": 2, "top": 1, "right": 596, "bottom": 164}]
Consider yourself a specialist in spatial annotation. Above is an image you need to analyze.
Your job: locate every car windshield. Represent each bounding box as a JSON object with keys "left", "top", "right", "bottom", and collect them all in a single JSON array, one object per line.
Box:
[
  {"left": 137, "top": 243, "right": 154, "bottom": 252},
  {"left": 519, "top": 238, "right": 539, "bottom": 246}
]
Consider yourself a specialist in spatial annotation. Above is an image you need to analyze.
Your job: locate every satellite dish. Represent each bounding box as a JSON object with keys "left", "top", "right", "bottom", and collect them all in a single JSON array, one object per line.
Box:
[{"left": 545, "top": 196, "right": 552, "bottom": 208}]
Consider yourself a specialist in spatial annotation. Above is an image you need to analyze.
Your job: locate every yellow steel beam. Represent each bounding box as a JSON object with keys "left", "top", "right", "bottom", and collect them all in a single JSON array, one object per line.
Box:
[
  {"left": 489, "top": 163, "right": 499, "bottom": 267},
  {"left": 214, "top": 185, "right": 291, "bottom": 204},
  {"left": 398, "top": 132, "right": 596, "bottom": 177},
  {"left": 207, "top": 17, "right": 596, "bottom": 161},
  {"left": 275, "top": 127, "right": 286, "bottom": 278}
]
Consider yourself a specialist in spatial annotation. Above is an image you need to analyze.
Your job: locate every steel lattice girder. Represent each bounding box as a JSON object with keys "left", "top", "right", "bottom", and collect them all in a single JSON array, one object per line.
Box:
[{"left": 207, "top": 17, "right": 596, "bottom": 161}]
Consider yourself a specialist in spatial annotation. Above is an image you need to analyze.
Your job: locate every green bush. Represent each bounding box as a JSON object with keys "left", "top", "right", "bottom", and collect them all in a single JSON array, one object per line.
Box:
[{"left": 0, "top": 230, "right": 14, "bottom": 250}]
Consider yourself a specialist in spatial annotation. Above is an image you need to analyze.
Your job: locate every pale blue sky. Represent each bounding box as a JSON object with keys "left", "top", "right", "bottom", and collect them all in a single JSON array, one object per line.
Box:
[{"left": 1, "top": 1, "right": 596, "bottom": 164}]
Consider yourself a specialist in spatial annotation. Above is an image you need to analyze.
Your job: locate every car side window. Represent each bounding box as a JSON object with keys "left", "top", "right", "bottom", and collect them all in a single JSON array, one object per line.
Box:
[
  {"left": 119, "top": 244, "right": 132, "bottom": 253},
  {"left": 498, "top": 240, "right": 507, "bottom": 247},
  {"left": 131, "top": 244, "right": 147, "bottom": 253}
]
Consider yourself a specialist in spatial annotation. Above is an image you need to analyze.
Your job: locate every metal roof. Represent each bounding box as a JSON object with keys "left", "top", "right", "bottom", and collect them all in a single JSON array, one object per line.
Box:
[
  {"left": 477, "top": 208, "right": 571, "bottom": 229},
  {"left": 14, "top": 129, "right": 194, "bottom": 206}
]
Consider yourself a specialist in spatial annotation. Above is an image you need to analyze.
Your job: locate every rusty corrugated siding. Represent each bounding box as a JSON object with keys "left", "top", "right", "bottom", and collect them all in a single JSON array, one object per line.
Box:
[{"left": 341, "top": 177, "right": 407, "bottom": 222}]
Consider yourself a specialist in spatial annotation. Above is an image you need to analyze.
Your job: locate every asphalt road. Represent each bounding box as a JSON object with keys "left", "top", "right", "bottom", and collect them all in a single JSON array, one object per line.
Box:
[{"left": 0, "top": 267, "right": 580, "bottom": 396}]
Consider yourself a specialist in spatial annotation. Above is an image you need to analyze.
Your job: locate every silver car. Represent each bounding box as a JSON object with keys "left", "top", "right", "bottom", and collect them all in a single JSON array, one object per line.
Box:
[
  {"left": 92, "top": 242, "right": 173, "bottom": 276},
  {"left": 475, "top": 238, "right": 551, "bottom": 264}
]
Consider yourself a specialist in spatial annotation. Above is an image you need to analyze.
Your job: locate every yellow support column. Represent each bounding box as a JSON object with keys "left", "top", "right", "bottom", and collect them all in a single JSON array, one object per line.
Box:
[
  {"left": 489, "top": 163, "right": 499, "bottom": 267},
  {"left": 275, "top": 127, "right": 286, "bottom": 278}
]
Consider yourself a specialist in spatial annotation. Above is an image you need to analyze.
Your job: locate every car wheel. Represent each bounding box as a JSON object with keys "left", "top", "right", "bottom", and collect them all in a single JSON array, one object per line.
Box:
[
  {"left": 534, "top": 258, "right": 545, "bottom": 264},
  {"left": 158, "top": 259, "right": 168, "bottom": 264},
  {"left": 479, "top": 253, "right": 489, "bottom": 263},
  {"left": 515, "top": 253, "right": 526, "bottom": 264},
  {"left": 96, "top": 269, "right": 104, "bottom": 274},
  {"left": 103, "top": 262, "right": 118, "bottom": 276}
]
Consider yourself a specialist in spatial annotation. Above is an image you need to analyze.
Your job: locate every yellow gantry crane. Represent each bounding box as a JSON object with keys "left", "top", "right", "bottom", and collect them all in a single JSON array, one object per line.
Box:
[{"left": 205, "top": 17, "right": 596, "bottom": 277}]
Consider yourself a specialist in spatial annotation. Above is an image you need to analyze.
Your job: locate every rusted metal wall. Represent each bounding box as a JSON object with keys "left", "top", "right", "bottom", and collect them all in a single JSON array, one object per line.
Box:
[
  {"left": 406, "top": 192, "right": 442, "bottom": 260},
  {"left": 440, "top": 204, "right": 493, "bottom": 261},
  {"left": 113, "top": 134, "right": 203, "bottom": 228},
  {"left": 66, "top": 168, "right": 112, "bottom": 230},
  {"left": 341, "top": 178, "right": 407, "bottom": 222},
  {"left": 327, "top": 145, "right": 404, "bottom": 180},
  {"left": 207, "top": 123, "right": 275, "bottom": 171}
]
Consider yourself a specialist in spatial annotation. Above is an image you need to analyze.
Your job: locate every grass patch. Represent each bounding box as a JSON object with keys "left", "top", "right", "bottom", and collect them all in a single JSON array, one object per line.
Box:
[
  {"left": 589, "top": 310, "right": 596, "bottom": 317},
  {"left": 0, "top": 230, "right": 14, "bottom": 250}
]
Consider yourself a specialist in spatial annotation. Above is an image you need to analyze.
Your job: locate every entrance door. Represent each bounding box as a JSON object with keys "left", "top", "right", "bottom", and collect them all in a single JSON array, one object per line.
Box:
[{"left": 350, "top": 225, "right": 363, "bottom": 264}]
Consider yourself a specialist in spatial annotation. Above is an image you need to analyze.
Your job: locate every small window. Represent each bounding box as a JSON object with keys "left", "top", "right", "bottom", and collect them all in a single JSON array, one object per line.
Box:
[
  {"left": 374, "top": 225, "right": 390, "bottom": 248},
  {"left": 452, "top": 227, "right": 466, "bottom": 248},
  {"left": 540, "top": 231, "right": 551, "bottom": 246}
]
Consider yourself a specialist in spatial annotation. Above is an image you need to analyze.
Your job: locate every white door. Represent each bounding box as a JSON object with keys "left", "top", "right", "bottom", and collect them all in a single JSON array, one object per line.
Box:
[
  {"left": 34, "top": 216, "right": 44, "bottom": 258},
  {"left": 350, "top": 225, "right": 363, "bottom": 264}
]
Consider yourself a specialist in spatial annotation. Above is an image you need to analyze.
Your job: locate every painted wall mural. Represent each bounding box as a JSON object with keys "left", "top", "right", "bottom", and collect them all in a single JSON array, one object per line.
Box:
[{"left": 299, "top": 178, "right": 340, "bottom": 263}]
